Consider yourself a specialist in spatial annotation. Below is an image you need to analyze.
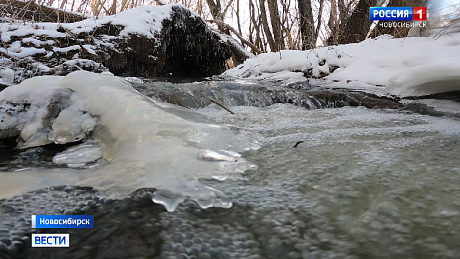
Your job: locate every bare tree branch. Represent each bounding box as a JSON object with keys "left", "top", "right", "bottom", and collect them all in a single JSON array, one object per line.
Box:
[
  {"left": 258, "top": 0, "right": 276, "bottom": 51},
  {"left": 207, "top": 19, "right": 262, "bottom": 54},
  {"left": 222, "top": 0, "right": 234, "bottom": 17},
  {"left": 207, "top": 97, "right": 235, "bottom": 114}
]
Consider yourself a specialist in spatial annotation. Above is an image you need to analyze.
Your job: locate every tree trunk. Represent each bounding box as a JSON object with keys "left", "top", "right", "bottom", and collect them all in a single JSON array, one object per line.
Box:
[
  {"left": 327, "top": 0, "right": 338, "bottom": 45},
  {"left": 249, "top": 0, "right": 264, "bottom": 52},
  {"left": 259, "top": 0, "right": 276, "bottom": 51},
  {"left": 236, "top": 0, "right": 242, "bottom": 36},
  {"left": 109, "top": 0, "right": 117, "bottom": 14},
  {"left": 297, "top": 0, "right": 315, "bottom": 50},
  {"left": 337, "top": 0, "right": 378, "bottom": 44},
  {"left": 338, "top": 0, "right": 349, "bottom": 28},
  {"left": 59, "top": 0, "right": 67, "bottom": 10},
  {"left": 314, "top": 0, "right": 324, "bottom": 40},
  {"left": 267, "top": 0, "right": 284, "bottom": 51}
]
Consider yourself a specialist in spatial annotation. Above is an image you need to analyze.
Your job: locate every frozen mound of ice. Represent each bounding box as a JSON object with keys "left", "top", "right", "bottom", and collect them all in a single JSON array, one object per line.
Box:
[
  {"left": 0, "top": 75, "right": 97, "bottom": 148},
  {"left": 0, "top": 71, "right": 256, "bottom": 211}
]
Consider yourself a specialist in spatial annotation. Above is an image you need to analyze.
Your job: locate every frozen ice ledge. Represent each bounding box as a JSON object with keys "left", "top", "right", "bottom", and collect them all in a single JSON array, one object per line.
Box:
[{"left": 0, "top": 71, "right": 256, "bottom": 211}]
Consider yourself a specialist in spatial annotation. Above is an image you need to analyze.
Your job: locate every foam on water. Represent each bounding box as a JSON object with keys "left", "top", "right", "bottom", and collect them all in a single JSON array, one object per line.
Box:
[{"left": 0, "top": 71, "right": 256, "bottom": 211}]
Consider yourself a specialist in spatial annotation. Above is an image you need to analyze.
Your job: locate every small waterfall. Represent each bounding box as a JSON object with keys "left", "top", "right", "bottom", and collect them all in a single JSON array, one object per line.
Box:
[{"left": 130, "top": 79, "right": 365, "bottom": 110}]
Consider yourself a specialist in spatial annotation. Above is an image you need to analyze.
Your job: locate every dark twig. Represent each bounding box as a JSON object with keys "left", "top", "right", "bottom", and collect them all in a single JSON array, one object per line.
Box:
[
  {"left": 292, "top": 141, "right": 303, "bottom": 148},
  {"left": 206, "top": 97, "right": 235, "bottom": 114}
]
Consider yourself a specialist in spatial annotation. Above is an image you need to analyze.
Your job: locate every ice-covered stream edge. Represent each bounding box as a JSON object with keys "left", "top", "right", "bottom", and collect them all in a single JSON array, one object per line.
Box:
[{"left": 0, "top": 71, "right": 257, "bottom": 211}]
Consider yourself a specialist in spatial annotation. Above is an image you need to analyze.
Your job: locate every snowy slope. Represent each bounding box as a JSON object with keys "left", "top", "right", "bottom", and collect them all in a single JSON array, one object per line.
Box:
[
  {"left": 0, "top": 5, "right": 179, "bottom": 83},
  {"left": 223, "top": 33, "right": 460, "bottom": 97},
  {"left": 0, "top": 4, "right": 178, "bottom": 43},
  {"left": 0, "top": 4, "right": 243, "bottom": 82},
  {"left": 0, "top": 4, "right": 178, "bottom": 63}
]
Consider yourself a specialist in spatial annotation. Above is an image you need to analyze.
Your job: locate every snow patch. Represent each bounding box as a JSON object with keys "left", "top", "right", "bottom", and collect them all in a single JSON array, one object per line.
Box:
[
  {"left": 224, "top": 33, "right": 460, "bottom": 97},
  {"left": 0, "top": 4, "right": 177, "bottom": 43},
  {"left": 0, "top": 68, "right": 14, "bottom": 84}
]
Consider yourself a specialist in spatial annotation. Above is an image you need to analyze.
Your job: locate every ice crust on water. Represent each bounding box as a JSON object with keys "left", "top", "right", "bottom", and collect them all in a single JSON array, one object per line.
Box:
[
  {"left": 0, "top": 71, "right": 255, "bottom": 211},
  {"left": 49, "top": 108, "right": 97, "bottom": 144},
  {"left": 52, "top": 142, "right": 103, "bottom": 168}
]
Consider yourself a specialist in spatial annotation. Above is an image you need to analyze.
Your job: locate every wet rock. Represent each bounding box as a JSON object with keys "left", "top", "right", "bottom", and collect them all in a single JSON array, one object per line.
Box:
[
  {"left": 128, "top": 211, "right": 143, "bottom": 219},
  {"left": 428, "top": 243, "right": 448, "bottom": 252}
]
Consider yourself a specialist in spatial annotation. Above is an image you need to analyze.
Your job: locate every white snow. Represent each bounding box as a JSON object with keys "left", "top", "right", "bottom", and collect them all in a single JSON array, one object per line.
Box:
[
  {"left": 51, "top": 45, "right": 97, "bottom": 55},
  {"left": 217, "top": 32, "right": 255, "bottom": 59},
  {"left": 22, "top": 38, "right": 55, "bottom": 46},
  {"left": 0, "top": 4, "right": 181, "bottom": 63},
  {"left": 0, "top": 25, "right": 67, "bottom": 43},
  {"left": 66, "top": 4, "right": 178, "bottom": 38},
  {"left": 0, "top": 4, "right": 178, "bottom": 44},
  {"left": 0, "top": 68, "right": 14, "bottom": 84},
  {"left": 53, "top": 45, "right": 81, "bottom": 53},
  {"left": 224, "top": 33, "right": 460, "bottom": 97},
  {"left": 0, "top": 45, "right": 46, "bottom": 58}
]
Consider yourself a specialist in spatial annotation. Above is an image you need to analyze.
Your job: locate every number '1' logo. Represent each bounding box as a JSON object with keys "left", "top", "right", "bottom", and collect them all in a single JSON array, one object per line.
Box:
[{"left": 413, "top": 7, "right": 427, "bottom": 21}]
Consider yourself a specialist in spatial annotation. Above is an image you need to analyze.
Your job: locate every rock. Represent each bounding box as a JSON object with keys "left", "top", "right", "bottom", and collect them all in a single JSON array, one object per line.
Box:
[
  {"left": 128, "top": 211, "right": 143, "bottom": 219},
  {"left": 0, "top": 3, "right": 250, "bottom": 83}
]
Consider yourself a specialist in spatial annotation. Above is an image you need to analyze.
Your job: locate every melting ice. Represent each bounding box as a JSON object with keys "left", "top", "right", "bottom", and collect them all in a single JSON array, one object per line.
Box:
[{"left": 0, "top": 71, "right": 256, "bottom": 211}]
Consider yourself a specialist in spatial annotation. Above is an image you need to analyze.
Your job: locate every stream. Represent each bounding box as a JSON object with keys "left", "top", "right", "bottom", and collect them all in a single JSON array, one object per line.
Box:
[{"left": 1, "top": 74, "right": 460, "bottom": 258}]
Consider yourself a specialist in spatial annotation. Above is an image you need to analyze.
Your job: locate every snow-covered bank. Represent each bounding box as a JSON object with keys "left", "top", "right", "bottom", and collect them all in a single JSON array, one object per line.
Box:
[
  {"left": 223, "top": 33, "right": 460, "bottom": 97},
  {"left": 0, "top": 71, "right": 255, "bottom": 211},
  {"left": 0, "top": 4, "right": 249, "bottom": 83},
  {"left": 0, "top": 4, "right": 174, "bottom": 43}
]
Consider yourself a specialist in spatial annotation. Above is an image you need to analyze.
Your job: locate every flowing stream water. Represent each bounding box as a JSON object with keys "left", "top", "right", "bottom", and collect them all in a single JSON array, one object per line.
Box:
[{"left": 1, "top": 73, "right": 460, "bottom": 258}]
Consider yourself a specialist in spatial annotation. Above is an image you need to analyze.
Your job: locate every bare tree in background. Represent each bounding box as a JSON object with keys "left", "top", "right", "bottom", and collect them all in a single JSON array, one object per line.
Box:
[
  {"left": 3, "top": 0, "right": 427, "bottom": 55},
  {"left": 326, "top": 0, "right": 358, "bottom": 45},
  {"left": 297, "top": 0, "right": 315, "bottom": 49},
  {"left": 267, "top": 0, "right": 284, "bottom": 51},
  {"left": 335, "top": 0, "right": 377, "bottom": 44},
  {"left": 258, "top": 0, "right": 277, "bottom": 51},
  {"left": 205, "top": 0, "right": 229, "bottom": 33}
]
